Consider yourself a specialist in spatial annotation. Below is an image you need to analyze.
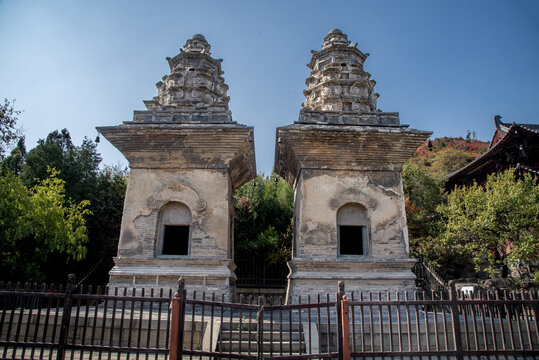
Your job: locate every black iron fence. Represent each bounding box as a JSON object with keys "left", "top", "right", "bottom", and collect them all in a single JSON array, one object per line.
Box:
[
  {"left": 0, "top": 276, "right": 172, "bottom": 360},
  {"left": 346, "top": 289, "right": 539, "bottom": 359},
  {"left": 1, "top": 276, "right": 538, "bottom": 360},
  {"left": 170, "top": 280, "right": 341, "bottom": 360},
  {"left": 235, "top": 257, "right": 289, "bottom": 288}
]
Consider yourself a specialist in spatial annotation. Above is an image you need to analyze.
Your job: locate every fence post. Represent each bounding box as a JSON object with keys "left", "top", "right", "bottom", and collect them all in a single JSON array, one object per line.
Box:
[
  {"left": 449, "top": 283, "right": 463, "bottom": 360},
  {"left": 257, "top": 296, "right": 264, "bottom": 360},
  {"left": 169, "top": 278, "right": 185, "bottom": 360},
  {"left": 56, "top": 274, "right": 75, "bottom": 360},
  {"left": 341, "top": 295, "right": 351, "bottom": 360},
  {"left": 337, "top": 281, "right": 345, "bottom": 360},
  {"left": 531, "top": 291, "right": 539, "bottom": 346}
]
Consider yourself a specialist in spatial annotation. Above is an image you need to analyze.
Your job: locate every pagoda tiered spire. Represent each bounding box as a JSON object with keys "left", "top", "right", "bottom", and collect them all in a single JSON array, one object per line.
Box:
[
  {"left": 143, "top": 34, "right": 231, "bottom": 114},
  {"left": 302, "top": 29, "right": 379, "bottom": 113}
]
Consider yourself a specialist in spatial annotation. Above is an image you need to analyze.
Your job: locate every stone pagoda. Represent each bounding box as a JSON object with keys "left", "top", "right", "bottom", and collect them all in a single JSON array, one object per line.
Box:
[
  {"left": 97, "top": 34, "right": 256, "bottom": 298},
  {"left": 274, "top": 29, "right": 431, "bottom": 300}
]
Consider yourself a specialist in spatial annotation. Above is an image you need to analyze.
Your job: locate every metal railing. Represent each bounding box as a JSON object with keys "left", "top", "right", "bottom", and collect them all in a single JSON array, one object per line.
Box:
[
  {"left": 235, "top": 257, "right": 289, "bottom": 288},
  {"left": 1, "top": 276, "right": 538, "bottom": 360},
  {"left": 346, "top": 288, "right": 539, "bottom": 359},
  {"left": 170, "top": 279, "right": 340, "bottom": 360},
  {"left": 413, "top": 257, "right": 450, "bottom": 297},
  {"left": 0, "top": 276, "right": 172, "bottom": 360}
]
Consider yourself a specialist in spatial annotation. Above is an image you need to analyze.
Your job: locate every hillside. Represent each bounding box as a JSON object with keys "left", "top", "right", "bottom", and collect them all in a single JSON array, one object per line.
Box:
[
  {"left": 408, "top": 137, "right": 490, "bottom": 179},
  {"left": 415, "top": 137, "right": 490, "bottom": 157}
]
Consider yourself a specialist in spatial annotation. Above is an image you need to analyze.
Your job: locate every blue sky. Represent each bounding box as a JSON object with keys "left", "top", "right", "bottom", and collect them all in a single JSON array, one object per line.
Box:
[{"left": 1, "top": 0, "right": 538, "bottom": 175}]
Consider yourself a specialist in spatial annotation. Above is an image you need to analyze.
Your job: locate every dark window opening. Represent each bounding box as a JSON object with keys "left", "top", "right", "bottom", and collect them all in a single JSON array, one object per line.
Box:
[
  {"left": 339, "top": 225, "right": 364, "bottom": 255},
  {"left": 162, "top": 225, "right": 189, "bottom": 255}
]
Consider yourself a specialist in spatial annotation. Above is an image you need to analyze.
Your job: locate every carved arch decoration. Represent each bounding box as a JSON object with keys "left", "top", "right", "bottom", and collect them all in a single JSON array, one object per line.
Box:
[
  {"left": 145, "top": 182, "right": 207, "bottom": 215},
  {"left": 329, "top": 187, "right": 377, "bottom": 212}
]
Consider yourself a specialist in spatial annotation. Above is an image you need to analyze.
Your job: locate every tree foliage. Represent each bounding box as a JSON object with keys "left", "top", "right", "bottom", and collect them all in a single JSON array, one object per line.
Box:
[
  {"left": 0, "top": 99, "right": 127, "bottom": 284},
  {"left": 21, "top": 129, "right": 101, "bottom": 202},
  {"left": 2, "top": 137, "right": 26, "bottom": 174},
  {"left": 234, "top": 174, "right": 294, "bottom": 264},
  {"left": 407, "top": 147, "right": 476, "bottom": 179},
  {"left": 0, "top": 122, "right": 127, "bottom": 283},
  {"left": 403, "top": 139, "right": 539, "bottom": 280},
  {"left": 80, "top": 165, "right": 127, "bottom": 282},
  {"left": 15, "top": 129, "right": 127, "bottom": 283},
  {"left": 402, "top": 162, "right": 444, "bottom": 256},
  {"left": 0, "top": 169, "right": 90, "bottom": 282},
  {"left": 0, "top": 99, "right": 22, "bottom": 158},
  {"left": 436, "top": 169, "right": 539, "bottom": 277}
]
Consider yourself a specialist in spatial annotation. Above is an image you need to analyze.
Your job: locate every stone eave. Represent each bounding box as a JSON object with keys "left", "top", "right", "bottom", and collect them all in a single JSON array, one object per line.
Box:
[
  {"left": 297, "top": 109, "right": 400, "bottom": 126},
  {"left": 133, "top": 110, "right": 234, "bottom": 123},
  {"left": 168, "top": 51, "right": 223, "bottom": 75},
  {"left": 97, "top": 123, "right": 256, "bottom": 190},
  {"left": 274, "top": 124, "right": 431, "bottom": 186},
  {"left": 304, "top": 78, "right": 371, "bottom": 92},
  {"left": 309, "top": 45, "right": 367, "bottom": 69}
]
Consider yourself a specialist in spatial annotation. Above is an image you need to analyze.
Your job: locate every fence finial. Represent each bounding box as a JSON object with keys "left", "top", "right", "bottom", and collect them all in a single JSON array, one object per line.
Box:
[
  {"left": 338, "top": 280, "right": 345, "bottom": 299},
  {"left": 448, "top": 280, "right": 456, "bottom": 295},
  {"left": 177, "top": 277, "right": 185, "bottom": 294},
  {"left": 67, "top": 273, "right": 76, "bottom": 283},
  {"left": 67, "top": 273, "right": 76, "bottom": 291}
]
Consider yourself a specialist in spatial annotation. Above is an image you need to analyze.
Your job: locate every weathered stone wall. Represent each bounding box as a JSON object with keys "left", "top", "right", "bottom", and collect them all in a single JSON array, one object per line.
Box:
[
  {"left": 286, "top": 258, "right": 417, "bottom": 299},
  {"left": 294, "top": 169, "right": 409, "bottom": 260},
  {"left": 285, "top": 168, "right": 416, "bottom": 300},
  {"left": 117, "top": 168, "right": 232, "bottom": 259},
  {"left": 108, "top": 167, "right": 237, "bottom": 298}
]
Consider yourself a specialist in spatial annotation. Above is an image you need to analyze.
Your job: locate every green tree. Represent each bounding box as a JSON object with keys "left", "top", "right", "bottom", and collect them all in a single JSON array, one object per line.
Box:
[
  {"left": 234, "top": 174, "right": 294, "bottom": 263},
  {"left": 402, "top": 162, "right": 444, "bottom": 256},
  {"left": 0, "top": 106, "right": 125, "bottom": 283},
  {"left": 18, "top": 129, "right": 126, "bottom": 283},
  {"left": 0, "top": 98, "right": 22, "bottom": 158},
  {"left": 436, "top": 169, "right": 539, "bottom": 277},
  {"left": 1, "top": 137, "right": 26, "bottom": 174},
  {"left": 76, "top": 165, "right": 128, "bottom": 283},
  {"left": 21, "top": 129, "right": 101, "bottom": 202},
  {"left": 0, "top": 169, "right": 89, "bottom": 282}
]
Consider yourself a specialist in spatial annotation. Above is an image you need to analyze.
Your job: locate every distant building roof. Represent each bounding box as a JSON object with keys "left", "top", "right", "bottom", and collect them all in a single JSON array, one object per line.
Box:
[{"left": 446, "top": 115, "right": 539, "bottom": 189}]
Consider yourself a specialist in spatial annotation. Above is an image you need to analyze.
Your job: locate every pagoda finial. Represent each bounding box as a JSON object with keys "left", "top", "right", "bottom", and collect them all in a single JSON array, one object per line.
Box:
[
  {"left": 182, "top": 34, "right": 211, "bottom": 55},
  {"left": 323, "top": 28, "right": 350, "bottom": 48}
]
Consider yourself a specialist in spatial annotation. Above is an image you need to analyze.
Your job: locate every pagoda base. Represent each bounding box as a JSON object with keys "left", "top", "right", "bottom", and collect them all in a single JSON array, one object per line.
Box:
[
  {"left": 285, "top": 258, "right": 417, "bottom": 303},
  {"left": 108, "top": 257, "right": 236, "bottom": 300}
]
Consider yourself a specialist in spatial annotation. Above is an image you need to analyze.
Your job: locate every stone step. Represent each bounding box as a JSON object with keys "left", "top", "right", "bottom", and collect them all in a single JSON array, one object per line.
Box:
[
  {"left": 219, "top": 330, "right": 301, "bottom": 341},
  {"left": 220, "top": 322, "right": 303, "bottom": 332},
  {"left": 217, "top": 340, "right": 303, "bottom": 353}
]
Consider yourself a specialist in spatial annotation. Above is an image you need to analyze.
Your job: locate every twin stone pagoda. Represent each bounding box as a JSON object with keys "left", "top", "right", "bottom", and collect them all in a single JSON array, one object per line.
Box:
[
  {"left": 97, "top": 34, "right": 256, "bottom": 297},
  {"left": 275, "top": 29, "right": 430, "bottom": 299},
  {"left": 98, "top": 30, "right": 430, "bottom": 300}
]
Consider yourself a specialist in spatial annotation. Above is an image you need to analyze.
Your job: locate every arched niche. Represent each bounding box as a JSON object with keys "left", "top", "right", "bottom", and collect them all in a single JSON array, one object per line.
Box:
[
  {"left": 337, "top": 203, "right": 369, "bottom": 257},
  {"left": 157, "top": 201, "right": 192, "bottom": 257}
]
